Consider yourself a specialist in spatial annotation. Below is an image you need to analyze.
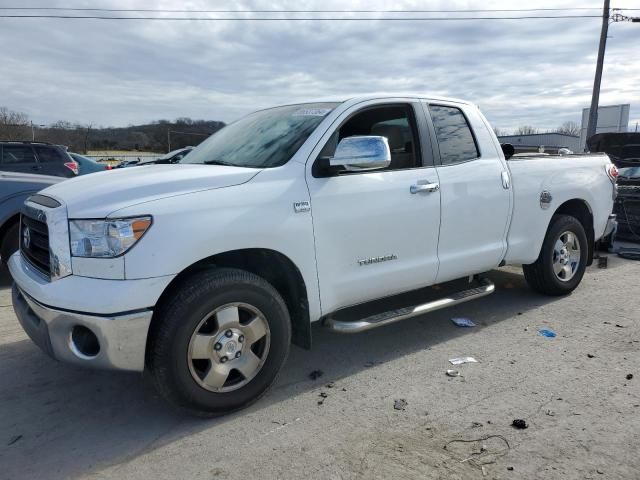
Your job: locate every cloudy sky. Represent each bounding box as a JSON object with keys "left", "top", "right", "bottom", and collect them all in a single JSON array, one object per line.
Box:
[{"left": 1, "top": 0, "right": 638, "bottom": 132}]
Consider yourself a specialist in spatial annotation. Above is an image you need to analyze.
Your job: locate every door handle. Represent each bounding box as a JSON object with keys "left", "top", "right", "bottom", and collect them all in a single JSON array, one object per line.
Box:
[
  {"left": 410, "top": 181, "right": 440, "bottom": 194},
  {"left": 501, "top": 171, "right": 510, "bottom": 189}
]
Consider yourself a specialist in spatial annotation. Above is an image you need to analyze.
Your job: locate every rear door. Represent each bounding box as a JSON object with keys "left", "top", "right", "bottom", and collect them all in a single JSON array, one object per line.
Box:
[
  {"left": 423, "top": 102, "right": 512, "bottom": 283},
  {"left": 0, "top": 145, "right": 40, "bottom": 174},
  {"left": 306, "top": 100, "right": 442, "bottom": 313}
]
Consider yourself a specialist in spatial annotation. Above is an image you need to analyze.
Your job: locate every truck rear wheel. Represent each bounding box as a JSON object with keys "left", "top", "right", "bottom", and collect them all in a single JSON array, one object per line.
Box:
[
  {"left": 147, "top": 268, "right": 291, "bottom": 416},
  {"left": 523, "top": 214, "right": 588, "bottom": 296}
]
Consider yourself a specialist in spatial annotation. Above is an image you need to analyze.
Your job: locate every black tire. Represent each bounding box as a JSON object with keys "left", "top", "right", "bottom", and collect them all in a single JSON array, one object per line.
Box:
[
  {"left": 147, "top": 268, "right": 291, "bottom": 416},
  {"left": 1, "top": 223, "right": 19, "bottom": 268},
  {"left": 523, "top": 214, "right": 589, "bottom": 296}
]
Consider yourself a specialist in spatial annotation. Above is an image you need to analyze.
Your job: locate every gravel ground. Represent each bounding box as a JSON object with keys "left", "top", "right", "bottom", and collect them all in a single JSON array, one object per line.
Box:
[{"left": 0, "top": 257, "right": 638, "bottom": 480}]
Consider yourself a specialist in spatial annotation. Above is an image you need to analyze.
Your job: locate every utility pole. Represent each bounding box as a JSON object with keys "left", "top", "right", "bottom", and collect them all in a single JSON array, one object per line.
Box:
[
  {"left": 31, "top": 121, "right": 35, "bottom": 141},
  {"left": 585, "top": 0, "right": 610, "bottom": 147},
  {"left": 167, "top": 128, "right": 171, "bottom": 152}
]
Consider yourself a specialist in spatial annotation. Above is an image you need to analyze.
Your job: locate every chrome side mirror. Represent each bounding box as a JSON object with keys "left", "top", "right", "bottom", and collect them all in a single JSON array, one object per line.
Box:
[{"left": 329, "top": 136, "right": 391, "bottom": 172}]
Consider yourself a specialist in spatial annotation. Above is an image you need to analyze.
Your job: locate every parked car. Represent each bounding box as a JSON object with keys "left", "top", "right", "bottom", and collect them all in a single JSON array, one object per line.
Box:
[
  {"left": 9, "top": 94, "right": 617, "bottom": 416},
  {"left": 0, "top": 171, "right": 62, "bottom": 269},
  {"left": 587, "top": 132, "right": 640, "bottom": 168},
  {"left": 587, "top": 132, "right": 640, "bottom": 244},
  {"left": 0, "top": 141, "right": 78, "bottom": 177},
  {"left": 115, "top": 159, "right": 141, "bottom": 168},
  {"left": 68, "top": 153, "right": 111, "bottom": 175},
  {"left": 610, "top": 166, "right": 640, "bottom": 242},
  {"left": 136, "top": 147, "right": 194, "bottom": 166}
]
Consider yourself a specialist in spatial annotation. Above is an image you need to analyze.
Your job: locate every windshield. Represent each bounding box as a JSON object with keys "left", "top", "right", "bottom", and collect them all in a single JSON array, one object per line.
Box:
[
  {"left": 619, "top": 166, "right": 640, "bottom": 179},
  {"left": 182, "top": 102, "right": 339, "bottom": 168}
]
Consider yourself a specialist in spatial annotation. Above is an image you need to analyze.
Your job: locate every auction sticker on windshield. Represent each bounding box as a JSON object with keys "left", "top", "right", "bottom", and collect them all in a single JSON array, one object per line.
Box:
[{"left": 293, "top": 108, "right": 332, "bottom": 117}]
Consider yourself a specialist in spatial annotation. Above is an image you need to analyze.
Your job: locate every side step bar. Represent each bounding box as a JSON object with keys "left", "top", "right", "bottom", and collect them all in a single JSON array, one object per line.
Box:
[{"left": 325, "top": 278, "right": 495, "bottom": 334}]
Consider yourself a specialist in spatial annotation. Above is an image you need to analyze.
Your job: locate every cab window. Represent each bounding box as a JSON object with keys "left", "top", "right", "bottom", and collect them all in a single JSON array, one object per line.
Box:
[
  {"left": 428, "top": 105, "right": 479, "bottom": 165},
  {"left": 315, "top": 104, "right": 422, "bottom": 176}
]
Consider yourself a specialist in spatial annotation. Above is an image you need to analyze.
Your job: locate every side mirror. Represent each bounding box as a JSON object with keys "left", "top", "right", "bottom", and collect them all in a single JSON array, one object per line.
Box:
[
  {"left": 330, "top": 136, "right": 391, "bottom": 172},
  {"left": 501, "top": 143, "right": 515, "bottom": 160}
]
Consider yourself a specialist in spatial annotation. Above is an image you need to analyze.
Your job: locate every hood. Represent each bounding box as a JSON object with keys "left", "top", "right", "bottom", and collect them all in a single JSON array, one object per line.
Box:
[{"left": 40, "top": 164, "right": 261, "bottom": 218}]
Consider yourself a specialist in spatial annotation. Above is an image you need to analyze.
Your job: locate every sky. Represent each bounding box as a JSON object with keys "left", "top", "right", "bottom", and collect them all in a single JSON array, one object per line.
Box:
[{"left": 0, "top": 0, "right": 638, "bottom": 133}]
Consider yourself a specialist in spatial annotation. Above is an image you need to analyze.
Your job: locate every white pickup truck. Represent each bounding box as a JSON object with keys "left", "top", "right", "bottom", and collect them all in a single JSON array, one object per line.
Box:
[{"left": 9, "top": 94, "right": 617, "bottom": 415}]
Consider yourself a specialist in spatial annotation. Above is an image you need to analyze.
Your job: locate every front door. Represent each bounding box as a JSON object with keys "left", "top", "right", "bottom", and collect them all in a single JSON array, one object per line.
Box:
[{"left": 306, "top": 101, "right": 442, "bottom": 314}]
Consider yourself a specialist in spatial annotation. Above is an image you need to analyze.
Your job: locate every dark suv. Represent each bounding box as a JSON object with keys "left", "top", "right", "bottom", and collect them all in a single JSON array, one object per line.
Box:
[{"left": 0, "top": 142, "right": 78, "bottom": 178}]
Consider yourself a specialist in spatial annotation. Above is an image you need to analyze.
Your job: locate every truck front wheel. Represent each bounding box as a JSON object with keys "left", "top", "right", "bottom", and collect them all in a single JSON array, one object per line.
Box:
[
  {"left": 147, "top": 268, "right": 291, "bottom": 416},
  {"left": 523, "top": 214, "right": 589, "bottom": 296}
]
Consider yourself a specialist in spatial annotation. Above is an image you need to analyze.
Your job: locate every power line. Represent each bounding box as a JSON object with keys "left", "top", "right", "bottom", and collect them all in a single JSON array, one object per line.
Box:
[
  {"left": 0, "top": 14, "right": 603, "bottom": 21},
  {"left": 0, "top": 7, "right": 606, "bottom": 13}
]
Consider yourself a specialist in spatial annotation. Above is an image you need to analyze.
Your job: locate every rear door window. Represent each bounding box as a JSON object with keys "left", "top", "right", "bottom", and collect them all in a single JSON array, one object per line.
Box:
[
  {"left": 34, "top": 145, "right": 66, "bottom": 163},
  {"left": 1, "top": 145, "right": 37, "bottom": 165},
  {"left": 428, "top": 105, "right": 479, "bottom": 165}
]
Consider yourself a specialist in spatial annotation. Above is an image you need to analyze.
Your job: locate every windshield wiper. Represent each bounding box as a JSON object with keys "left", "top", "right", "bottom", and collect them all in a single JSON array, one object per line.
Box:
[{"left": 202, "top": 159, "right": 237, "bottom": 166}]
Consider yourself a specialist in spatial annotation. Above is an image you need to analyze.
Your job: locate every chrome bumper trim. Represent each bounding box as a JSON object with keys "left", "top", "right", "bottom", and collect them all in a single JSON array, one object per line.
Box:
[
  {"left": 12, "top": 285, "right": 152, "bottom": 372},
  {"left": 603, "top": 213, "right": 617, "bottom": 238}
]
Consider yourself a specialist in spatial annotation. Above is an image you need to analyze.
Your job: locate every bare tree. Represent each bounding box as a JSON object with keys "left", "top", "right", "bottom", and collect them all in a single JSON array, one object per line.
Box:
[
  {"left": 493, "top": 126, "right": 505, "bottom": 137},
  {"left": 0, "top": 106, "right": 30, "bottom": 140},
  {"left": 556, "top": 120, "right": 580, "bottom": 136},
  {"left": 516, "top": 125, "right": 539, "bottom": 135}
]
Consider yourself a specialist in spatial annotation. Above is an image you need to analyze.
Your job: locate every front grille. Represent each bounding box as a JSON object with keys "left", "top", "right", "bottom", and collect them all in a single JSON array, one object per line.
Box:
[{"left": 20, "top": 214, "right": 51, "bottom": 276}]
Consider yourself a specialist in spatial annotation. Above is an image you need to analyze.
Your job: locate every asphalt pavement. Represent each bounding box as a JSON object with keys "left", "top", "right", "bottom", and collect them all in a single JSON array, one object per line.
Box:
[{"left": 0, "top": 258, "right": 638, "bottom": 480}]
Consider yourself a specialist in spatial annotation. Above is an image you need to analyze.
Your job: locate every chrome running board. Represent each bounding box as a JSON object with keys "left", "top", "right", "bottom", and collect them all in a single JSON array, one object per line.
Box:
[{"left": 325, "top": 278, "right": 495, "bottom": 334}]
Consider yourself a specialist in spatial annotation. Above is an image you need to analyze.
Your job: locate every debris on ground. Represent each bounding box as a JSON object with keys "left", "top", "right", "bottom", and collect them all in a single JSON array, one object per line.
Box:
[
  {"left": 446, "top": 369, "right": 461, "bottom": 377},
  {"left": 451, "top": 317, "right": 476, "bottom": 328},
  {"left": 598, "top": 256, "right": 608, "bottom": 268},
  {"left": 471, "top": 422, "right": 484, "bottom": 428},
  {"left": 325, "top": 382, "right": 334, "bottom": 388},
  {"left": 443, "top": 434, "right": 511, "bottom": 470},
  {"left": 449, "top": 356, "right": 479, "bottom": 365},
  {"left": 626, "top": 374, "right": 633, "bottom": 380},
  {"left": 308, "top": 370, "right": 323, "bottom": 380},
  {"left": 512, "top": 419, "right": 528, "bottom": 429},
  {"left": 393, "top": 399, "right": 408, "bottom": 411},
  {"left": 545, "top": 410, "right": 556, "bottom": 416},
  {"left": 538, "top": 328, "right": 557, "bottom": 338},
  {"left": 317, "top": 392, "right": 328, "bottom": 406},
  {"left": 507, "top": 466, "right": 514, "bottom": 471},
  {"left": 587, "top": 353, "right": 596, "bottom": 358},
  {"left": 7, "top": 435, "right": 22, "bottom": 446},
  {"left": 615, "top": 324, "right": 626, "bottom": 328}
]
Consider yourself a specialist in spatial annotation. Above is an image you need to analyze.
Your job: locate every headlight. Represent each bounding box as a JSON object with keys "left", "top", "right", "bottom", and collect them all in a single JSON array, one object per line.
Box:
[{"left": 69, "top": 217, "right": 152, "bottom": 258}]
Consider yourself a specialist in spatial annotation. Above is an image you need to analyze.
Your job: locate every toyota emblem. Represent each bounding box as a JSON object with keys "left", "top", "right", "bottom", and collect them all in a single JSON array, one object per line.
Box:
[{"left": 22, "top": 227, "right": 31, "bottom": 249}]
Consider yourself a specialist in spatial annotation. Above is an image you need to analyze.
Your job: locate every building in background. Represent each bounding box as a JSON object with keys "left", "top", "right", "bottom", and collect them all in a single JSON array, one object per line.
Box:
[
  {"left": 580, "top": 104, "right": 630, "bottom": 151},
  {"left": 497, "top": 132, "right": 581, "bottom": 154}
]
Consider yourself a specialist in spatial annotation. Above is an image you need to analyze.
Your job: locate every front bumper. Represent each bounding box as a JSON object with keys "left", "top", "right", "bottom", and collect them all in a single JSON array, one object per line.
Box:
[
  {"left": 9, "top": 252, "right": 175, "bottom": 372},
  {"left": 12, "top": 285, "right": 152, "bottom": 371}
]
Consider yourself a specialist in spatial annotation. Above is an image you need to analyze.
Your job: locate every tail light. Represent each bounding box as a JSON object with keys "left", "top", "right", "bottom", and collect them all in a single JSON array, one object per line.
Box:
[
  {"left": 105, "top": 165, "right": 113, "bottom": 170},
  {"left": 606, "top": 164, "right": 618, "bottom": 200},
  {"left": 64, "top": 161, "right": 79, "bottom": 175}
]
